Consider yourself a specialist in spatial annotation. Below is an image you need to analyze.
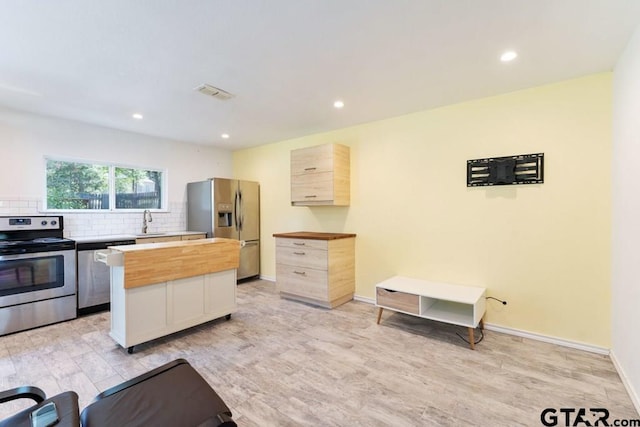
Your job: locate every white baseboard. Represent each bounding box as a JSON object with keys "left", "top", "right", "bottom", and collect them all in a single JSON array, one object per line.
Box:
[
  {"left": 257, "top": 275, "right": 275, "bottom": 282},
  {"left": 353, "top": 294, "right": 609, "bottom": 355},
  {"left": 483, "top": 323, "right": 609, "bottom": 355},
  {"left": 610, "top": 350, "right": 640, "bottom": 415},
  {"left": 353, "top": 295, "right": 375, "bottom": 304}
]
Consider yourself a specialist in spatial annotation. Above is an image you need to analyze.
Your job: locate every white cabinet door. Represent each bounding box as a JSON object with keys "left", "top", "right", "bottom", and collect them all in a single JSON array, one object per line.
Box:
[
  {"left": 204, "top": 269, "right": 237, "bottom": 318},
  {"left": 168, "top": 275, "right": 206, "bottom": 326},
  {"left": 126, "top": 282, "right": 167, "bottom": 343}
]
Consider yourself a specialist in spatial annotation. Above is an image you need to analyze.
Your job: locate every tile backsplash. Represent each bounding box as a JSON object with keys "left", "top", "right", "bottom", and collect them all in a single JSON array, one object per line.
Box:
[{"left": 0, "top": 197, "right": 188, "bottom": 237}]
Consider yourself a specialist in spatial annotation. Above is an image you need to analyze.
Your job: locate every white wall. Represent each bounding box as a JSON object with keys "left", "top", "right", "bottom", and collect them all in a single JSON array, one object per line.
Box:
[
  {"left": 612, "top": 26, "right": 640, "bottom": 411},
  {"left": 0, "top": 107, "right": 232, "bottom": 236}
]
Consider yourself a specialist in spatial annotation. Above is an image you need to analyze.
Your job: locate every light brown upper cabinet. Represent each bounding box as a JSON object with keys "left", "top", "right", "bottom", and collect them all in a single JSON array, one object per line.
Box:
[{"left": 290, "top": 143, "right": 350, "bottom": 206}]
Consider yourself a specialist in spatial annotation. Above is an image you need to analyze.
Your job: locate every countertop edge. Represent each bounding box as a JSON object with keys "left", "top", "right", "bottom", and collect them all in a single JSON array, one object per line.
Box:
[
  {"left": 272, "top": 231, "right": 356, "bottom": 240},
  {"left": 109, "top": 237, "right": 238, "bottom": 252}
]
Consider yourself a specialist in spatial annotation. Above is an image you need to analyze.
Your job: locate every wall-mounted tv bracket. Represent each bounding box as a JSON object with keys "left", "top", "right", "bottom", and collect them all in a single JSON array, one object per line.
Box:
[{"left": 467, "top": 153, "right": 544, "bottom": 187}]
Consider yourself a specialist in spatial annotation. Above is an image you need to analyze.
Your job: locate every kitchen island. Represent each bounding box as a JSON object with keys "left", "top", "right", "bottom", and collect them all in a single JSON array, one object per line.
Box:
[{"left": 97, "top": 238, "right": 240, "bottom": 353}]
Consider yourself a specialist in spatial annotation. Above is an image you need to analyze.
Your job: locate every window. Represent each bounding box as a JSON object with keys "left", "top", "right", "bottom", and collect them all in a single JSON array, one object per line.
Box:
[
  {"left": 114, "top": 167, "right": 163, "bottom": 209},
  {"left": 45, "top": 159, "right": 165, "bottom": 211}
]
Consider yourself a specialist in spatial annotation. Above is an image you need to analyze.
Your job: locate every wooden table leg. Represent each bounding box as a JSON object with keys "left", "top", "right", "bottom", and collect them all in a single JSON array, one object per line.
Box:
[
  {"left": 468, "top": 327, "right": 475, "bottom": 350},
  {"left": 376, "top": 307, "right": 384, "bottom": 324}
]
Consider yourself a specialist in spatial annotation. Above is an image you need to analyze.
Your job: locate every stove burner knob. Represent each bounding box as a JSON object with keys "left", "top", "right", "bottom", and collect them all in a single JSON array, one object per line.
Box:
[
  {"left": 41, "top": 220, "right": 48, "bottom": 226},
  {"left": 51, "top": 220, "right": 57, "bottom": 226}
]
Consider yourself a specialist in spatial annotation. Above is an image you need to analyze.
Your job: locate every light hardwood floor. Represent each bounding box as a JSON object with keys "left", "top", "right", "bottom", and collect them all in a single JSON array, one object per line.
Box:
[{"left": 0, "top": 279, "right": 637, "bottom": 426}]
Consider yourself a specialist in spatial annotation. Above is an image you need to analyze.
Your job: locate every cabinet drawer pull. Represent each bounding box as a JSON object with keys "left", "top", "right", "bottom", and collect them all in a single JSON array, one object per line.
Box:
[
  {"left": 304, "top": 167, "right": 317, "bottom": 171},
  {"left": 293, "top": 242, "right": 306, "bottom": 246},
  {"left": 305, "top": 195, "right": 317, "bottom": 198},
  {"left": 293, "top": 251, "right": 305, "bottom": 255},
  {"left": 293, "top": 271, "right": 306, "bottom": 275}
]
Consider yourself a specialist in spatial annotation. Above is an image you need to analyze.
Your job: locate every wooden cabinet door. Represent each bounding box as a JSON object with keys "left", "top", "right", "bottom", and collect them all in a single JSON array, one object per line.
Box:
[
  {"left": 291, "top": 144, "right": 335, "bottom": 175},
  {"left": 291, "top": 171, "right": 334, "bottom": 203},
  {"left": 276, "top": 264, "right": 329, "bottom": 300},
  {"left": 275, "top": 246, "right": 328, "bottom": 270}
]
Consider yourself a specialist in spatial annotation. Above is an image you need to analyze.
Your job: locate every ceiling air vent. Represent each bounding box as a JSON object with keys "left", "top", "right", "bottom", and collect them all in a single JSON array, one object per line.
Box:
[{"left": 194, "top": 84, "right": 234, "bottom": 100}]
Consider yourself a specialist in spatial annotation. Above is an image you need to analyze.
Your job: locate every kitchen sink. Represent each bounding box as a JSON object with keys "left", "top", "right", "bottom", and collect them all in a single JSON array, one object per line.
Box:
[{"left": 136, "top": 232, "right": 167, "bottom": 236}]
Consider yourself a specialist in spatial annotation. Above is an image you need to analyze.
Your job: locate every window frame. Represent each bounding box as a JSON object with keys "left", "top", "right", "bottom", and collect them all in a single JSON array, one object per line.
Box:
[{"left": 43, "top": 156, "right": 169, "bottom": 212}]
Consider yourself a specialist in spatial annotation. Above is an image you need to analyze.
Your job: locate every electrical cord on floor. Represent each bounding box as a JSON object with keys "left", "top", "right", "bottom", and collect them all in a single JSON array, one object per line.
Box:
[
  {"left": 456, "top": 327, "right": 484, "bottom": 346},
  {"left": 453, "top": 296, "right": 505, "bottom": 346}
]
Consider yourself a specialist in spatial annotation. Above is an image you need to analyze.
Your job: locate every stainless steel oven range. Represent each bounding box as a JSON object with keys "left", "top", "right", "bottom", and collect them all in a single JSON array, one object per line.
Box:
[{"left": 0, "top": 215, "right": 76, "bottom": 336}]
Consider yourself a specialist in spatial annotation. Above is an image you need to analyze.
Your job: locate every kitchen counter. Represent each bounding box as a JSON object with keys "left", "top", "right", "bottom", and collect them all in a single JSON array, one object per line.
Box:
[
  {"left": 272, "top": 231, "right": 356, "bottom": 240},
  {"left": 73, "top": 234, "right": 138, "bottom": 243},
  {"left": 73, "top": 231, "right": 205, "bottom": 243}
]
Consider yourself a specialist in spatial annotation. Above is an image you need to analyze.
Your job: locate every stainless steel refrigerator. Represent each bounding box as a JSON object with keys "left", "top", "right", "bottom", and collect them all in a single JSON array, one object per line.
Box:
[{"left": 187, "top": 178, "right": 260, "bottom": 280}]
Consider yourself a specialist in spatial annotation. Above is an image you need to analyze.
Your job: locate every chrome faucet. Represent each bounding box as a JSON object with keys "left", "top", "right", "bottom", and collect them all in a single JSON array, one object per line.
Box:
[{"left": 142, "top": 209, "right": 153, "bottom": 234}]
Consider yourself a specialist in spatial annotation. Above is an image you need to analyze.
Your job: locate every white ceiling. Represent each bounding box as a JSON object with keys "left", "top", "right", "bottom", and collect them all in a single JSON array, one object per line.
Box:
[{"left": 1, "top": 1, "right": 639, "bottom": 150}]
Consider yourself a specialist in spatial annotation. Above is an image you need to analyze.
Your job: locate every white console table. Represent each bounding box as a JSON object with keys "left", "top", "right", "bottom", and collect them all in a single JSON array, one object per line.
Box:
[{"left": 375, "top": 276, "right": 486, "bottom": 349}]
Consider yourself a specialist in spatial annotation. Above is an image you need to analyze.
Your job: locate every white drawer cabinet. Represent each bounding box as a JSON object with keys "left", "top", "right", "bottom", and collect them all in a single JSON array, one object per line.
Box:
[
  {"left": 290, "top": 143, "right": 350, "bottom": 206},
  {"left": 273, "top": 232, "right": 356, "bottom": 308}
]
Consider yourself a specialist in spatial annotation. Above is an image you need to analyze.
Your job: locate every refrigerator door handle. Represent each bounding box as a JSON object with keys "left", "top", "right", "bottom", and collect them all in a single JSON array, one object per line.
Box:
[
  {"left": 238, "top": 189, "right": 243, "bottom": 231},
  {"left": 234, "top": 190, "right": 240, "bottom": 232}
]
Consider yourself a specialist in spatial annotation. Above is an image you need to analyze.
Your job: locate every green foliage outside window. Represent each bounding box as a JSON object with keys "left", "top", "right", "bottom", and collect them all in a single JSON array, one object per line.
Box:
[
  {"left": 115, "top": 167, "right": 162, "bottom": 209},
  {"left": 46, "top": 160, "right": 109, "bottom": 209},
  {"left": 46, "top": 159, "right": 164, "bottom": 210}
]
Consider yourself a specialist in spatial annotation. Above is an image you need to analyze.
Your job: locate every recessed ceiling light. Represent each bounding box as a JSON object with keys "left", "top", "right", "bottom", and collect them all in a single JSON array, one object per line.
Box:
[
  {"left": 500, "top": 51, "right": 518, "bottom": 62},
  {"left": 333, "top": 100, "right": 344, "bottom": 109},
  {"left": 221, "top": 133, "right": 230, "bottom": 139},
  {"left": 132, "top": 113, "right": 143, "bottom": 120}
]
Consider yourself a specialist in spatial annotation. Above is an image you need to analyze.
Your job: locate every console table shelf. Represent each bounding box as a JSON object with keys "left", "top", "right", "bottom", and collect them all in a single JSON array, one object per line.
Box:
[{"left": 375, "top": 276, "right": 486, "bottom": 349}]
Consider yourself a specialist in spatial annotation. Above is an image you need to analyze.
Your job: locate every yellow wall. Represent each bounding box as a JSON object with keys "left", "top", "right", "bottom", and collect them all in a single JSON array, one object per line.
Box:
[{"left": 233, "top": 73, "right": 612, "bottom": 347}]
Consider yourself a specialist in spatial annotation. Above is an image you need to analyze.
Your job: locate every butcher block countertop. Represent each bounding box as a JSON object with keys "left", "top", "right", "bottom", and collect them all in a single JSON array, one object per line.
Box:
[
  {"left": 106, "top": 238, "right": 240, "bottom": 289},
  {"left": 272, "top": 231, "right": 356, "bottom": 240}
]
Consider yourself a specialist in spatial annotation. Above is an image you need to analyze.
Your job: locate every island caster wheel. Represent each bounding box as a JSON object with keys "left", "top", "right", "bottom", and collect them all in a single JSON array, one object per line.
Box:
[
  {"left": 127, "top": 346, "right": 134, "bottom": 354},
  {"left": 225, "top": 314, "right": 231, "bottom": 320}
]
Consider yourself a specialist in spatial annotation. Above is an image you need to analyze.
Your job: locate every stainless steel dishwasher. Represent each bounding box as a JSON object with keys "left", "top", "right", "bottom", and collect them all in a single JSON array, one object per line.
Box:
[{"left": 77, "top": 238, "right": 136, "bottom": 315}]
